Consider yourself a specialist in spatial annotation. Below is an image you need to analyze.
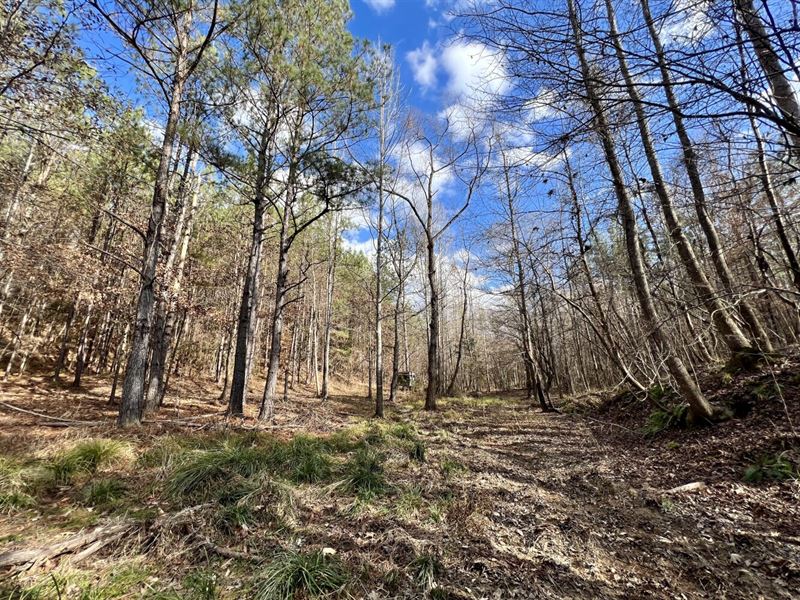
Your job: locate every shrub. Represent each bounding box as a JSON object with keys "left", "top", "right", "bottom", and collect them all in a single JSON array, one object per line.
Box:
[
  {"left": 743, "top": 452, "right": 797, "bottom": 483},
  {"left": 642, "top": 404, "right": 688, "bottom": 437},
  {"left": 254, "top": 549, "right": 349, "bottom": 600}
]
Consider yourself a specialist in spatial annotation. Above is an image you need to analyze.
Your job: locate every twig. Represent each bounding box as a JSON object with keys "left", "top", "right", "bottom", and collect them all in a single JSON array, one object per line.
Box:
[
  {"left": 200, "top": 539, "right": 265, "bottom": 562},
  {"left": 581, "top": 415, "right": 639, "bottom": 433},
  {"left": 0, "top": 401, "right": 103, "bottom": 425}
]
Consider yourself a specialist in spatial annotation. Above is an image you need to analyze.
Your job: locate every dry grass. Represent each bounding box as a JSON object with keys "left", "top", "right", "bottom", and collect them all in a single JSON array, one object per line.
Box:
[{"left": 1, "top": 369, "right": 799, "bottom": 599}]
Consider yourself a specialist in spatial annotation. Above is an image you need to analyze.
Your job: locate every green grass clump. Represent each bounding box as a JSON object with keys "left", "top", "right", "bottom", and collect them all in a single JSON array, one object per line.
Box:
[
  {"left": 81, "top": 478, "right": 127, "bottom": 507},
  {"left": 411, "top": 553, "right": 442, "bottom": 592},
  {"left": 387, "top": 422, "right": 417, "bottom": 441},
  {"left": 0, "top": 457, "right": 38, "bottom": 513},
  {"left": 396, "top": 485, "right": 424, "bottom": 517},
  {"left": 215, "top": 503, "right": 256, "bottom": 533},
  {"left": 0, "top": 491, "right": 36, "bottom": 513},
  {"left": 408, "top": 440, "right": 426, "bottom": 463},
  {"left": 751, "top": 381, "right": 783, "bottom": 402},
  {"left": 254, "top": 549, "right": 349, "bottom": 600},
  {"left": 49, "top": 439, "right": 128, "bottom": 485},
  {"left": 440, "top": 459, "right": 466, "bottom": 478},
  {"left": 325, "top": 429, "right": 364, "bottom": 453},
  {"left": 182, "top": 570, "right": 220, "bottom": 600},
  {"left": 362, "top": 425, "right": 387, "bottom": 447},
  {"left": 166, "top": 439, "right": 273, "bottom": 498},
  {"left": 342, "top": 447, "right": 386, "bottom": 499},
  {"left": 743, "top": 452, "right": 798, "bottom": 483},
  {"left": 277, "top": 435, "right": 333, "bottom": 484},
  {"left": 167, "top": 433, "right": 337, "bottom": 500},
  {"left": 642, "top": 404, "right": 688, "bottom": 437}
]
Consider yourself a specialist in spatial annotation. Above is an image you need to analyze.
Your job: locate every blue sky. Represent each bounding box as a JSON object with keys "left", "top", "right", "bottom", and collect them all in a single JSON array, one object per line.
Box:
[
  {"left": 82, "top": 0, "right": 521, "bottom": 279},
  {"left": 350, "top": 0, "right": 451, "bottom": 119}
]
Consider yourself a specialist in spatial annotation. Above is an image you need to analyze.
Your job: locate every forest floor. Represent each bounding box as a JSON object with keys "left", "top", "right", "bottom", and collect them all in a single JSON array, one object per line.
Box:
[{"left": 0, "top": 359, "right": 798, "bottom": 599}]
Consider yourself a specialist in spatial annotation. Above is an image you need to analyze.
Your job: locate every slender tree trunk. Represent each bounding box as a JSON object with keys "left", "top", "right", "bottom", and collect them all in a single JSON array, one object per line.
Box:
[
  {"left": 425, "top": 233, "right": 439, "bottom": 411},
  {"left": 53, "top": 304, "right": 75, "bottom": 381},
  {"left": 748, "top": 113, "right": 800, "bottom": 291},
  {"left": 569, "top": 0, "right": 714, "bottom": 420},
  {"left": 118, "top": 54, "right": 187, "bottom": 427},
  {"left": 321, "top": 214, "right": 340, "bottom": 401},
  {"left": 735, "top": 0, "right": 800, "bottom": 153},
  {"left": 259, "top": 179, "right": 294, "bottom": 421},
  {"left": 229, "top": 127, "right": 271, "bottom": 417},
  {"left": 640, "top": 0, "right": 772, "bottom": 353},
  {"left": 144, "top": 149, "right": 199, "bottom": 414},
  {"left": 446, "top": 256, "right": 470, "bottom": 397},
  {"left": 604, "top": 0, "right": 753, "bottom": 356},
  {"left": 374, "top": 93, "right": 388, "bottom": 417}
]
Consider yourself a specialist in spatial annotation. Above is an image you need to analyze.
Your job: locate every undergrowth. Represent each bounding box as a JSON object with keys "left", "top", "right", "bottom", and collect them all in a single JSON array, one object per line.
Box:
[
  {"left": 743, "top": 452, "right": 798, "bottom": 483},
  {"left": 643, "top": 404, "right": 688, "bottom": 437},
  {"left": 254, "top": 549, "right": 349, "bottom": 600}
]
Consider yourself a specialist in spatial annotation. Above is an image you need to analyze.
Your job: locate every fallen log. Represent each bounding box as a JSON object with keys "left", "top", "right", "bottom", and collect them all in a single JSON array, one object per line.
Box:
[{"left": 0, "top": 522, "right": 132, "bottom": 571}]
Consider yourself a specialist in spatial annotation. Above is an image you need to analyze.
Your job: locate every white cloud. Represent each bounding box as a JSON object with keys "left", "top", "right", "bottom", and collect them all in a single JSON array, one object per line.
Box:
[
  {"left": 363, "top": 0, "right": 395, "bottom": 13},
  {"left": 440, "top": 42, "right": 508, "bottom": 99},
  {"left": 436, "top": 41, "right": 510, "bottom": 139},
  {"left": 341, "top": 232, "right": 376, "bottom": 260},
  {"left": 406, "top": 42, "right": 438, "bottom": 89},
  {"left": 663, "top": 0, "right": 714, "bottom": 45}
]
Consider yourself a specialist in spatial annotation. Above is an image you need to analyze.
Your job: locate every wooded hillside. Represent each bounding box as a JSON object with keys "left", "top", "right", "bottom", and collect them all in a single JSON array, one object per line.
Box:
[{"left": 0, "top": 0, "right": 798, "bottom": 598}]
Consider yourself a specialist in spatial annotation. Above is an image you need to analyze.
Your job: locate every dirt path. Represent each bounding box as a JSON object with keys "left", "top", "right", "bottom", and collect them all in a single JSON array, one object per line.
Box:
[
  {"left": 0, "top": 377, "right": 797, "bottom": 599},
  {"left": 414, "top": 400, "right": 799, "bottom": 599}
]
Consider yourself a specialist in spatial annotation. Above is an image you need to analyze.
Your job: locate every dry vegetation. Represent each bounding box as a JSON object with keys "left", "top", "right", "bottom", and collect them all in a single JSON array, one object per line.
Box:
[{"left": 1, "top": 358, "right": 798, "bottom": 599}]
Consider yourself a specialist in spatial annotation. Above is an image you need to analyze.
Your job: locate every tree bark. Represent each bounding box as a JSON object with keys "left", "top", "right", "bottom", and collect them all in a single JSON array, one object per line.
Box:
[
  {"left": 118, "top": 47, "right": 186, "bottom": 427},
  {"left": 568, "top": 0, "right": 715, "bottom": 420},
  {"left": 228, "top": 126, "right": 271, "bottom": 417},
  {"left": 321, "top": 214, "right": 340, "bottom": 402},
  {"left": 640, "top": 0, "right": 773, "bottom": 353}
]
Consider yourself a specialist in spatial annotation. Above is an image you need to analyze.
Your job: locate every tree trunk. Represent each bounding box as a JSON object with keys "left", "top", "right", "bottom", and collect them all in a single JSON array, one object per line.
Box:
[
  {"left": 446, "top": 255, "right": 470, "bottom": 397},
  {"left": 118, "top": 54, "right": 186, "bottom": 427},
  {"left": 321, "top": 214, "right": 340, "bottom": 402},
  {"left": 228, "top": 127, "right": 271, "bottom": 417},
  {"left": 568, "top": 0, "right": 714, "bottom": 420},
  {"left": 640, "top": 0, "right": 773, "bottom": 353},
  {"left": 735, "top": 0, "right": 800, "bottom": 153},
  {"left": 425, "top": 233, "right": 439, "bottom": 411},
  {"left": 604, "top": 0, "right": 753, "bottom": 356},
  {"left": 53, "top": 304, "right": 75, "bottom": 381},
  {"left": 259, "top": 181, "right": 293, "bottom": 421}
]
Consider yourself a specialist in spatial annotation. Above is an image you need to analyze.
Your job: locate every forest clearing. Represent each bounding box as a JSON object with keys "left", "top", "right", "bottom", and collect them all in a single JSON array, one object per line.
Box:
[
  {"left": 0, "top": 361, "right": 797, "bottom": 599},
  {"left": 2, "top": 0, "right": 800, "bottom": 597}
]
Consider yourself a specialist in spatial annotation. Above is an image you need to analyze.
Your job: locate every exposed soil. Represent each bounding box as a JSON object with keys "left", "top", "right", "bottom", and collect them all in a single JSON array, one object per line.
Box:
[{"left": 0, "top": 363, "right": 798, "bottom": 599}]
